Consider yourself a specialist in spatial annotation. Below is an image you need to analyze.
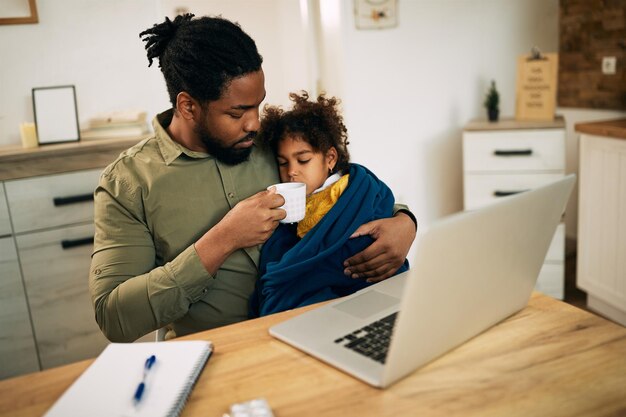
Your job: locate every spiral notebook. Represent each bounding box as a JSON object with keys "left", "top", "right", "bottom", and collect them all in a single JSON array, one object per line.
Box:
[{"left": 44, "top": 340, "right": 213, "bottom": 417}]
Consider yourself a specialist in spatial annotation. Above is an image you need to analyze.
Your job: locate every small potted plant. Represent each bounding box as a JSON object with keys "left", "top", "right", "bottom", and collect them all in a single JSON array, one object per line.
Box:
[{"left": 484, "top": 80, "right": 500, "bottom": 122}]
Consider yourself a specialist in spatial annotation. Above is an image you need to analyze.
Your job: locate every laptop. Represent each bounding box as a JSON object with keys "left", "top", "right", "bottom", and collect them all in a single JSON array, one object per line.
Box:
[{"left": 269, "top": 175, "right": 576, "bottom": 388}]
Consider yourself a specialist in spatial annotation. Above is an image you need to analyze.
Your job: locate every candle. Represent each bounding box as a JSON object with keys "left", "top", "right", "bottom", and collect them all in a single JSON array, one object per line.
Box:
[{"left": 20, "top": 123, "right": 39, "bottom": 148}]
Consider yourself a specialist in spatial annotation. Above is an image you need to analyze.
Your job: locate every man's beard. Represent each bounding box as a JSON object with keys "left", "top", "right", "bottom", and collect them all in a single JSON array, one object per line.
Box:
[{"left": 194, "top": 120, "right": 255, "bottom": 165}]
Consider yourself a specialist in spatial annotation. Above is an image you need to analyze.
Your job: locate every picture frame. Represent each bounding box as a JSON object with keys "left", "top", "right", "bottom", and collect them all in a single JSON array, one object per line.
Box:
[
  {"left": 354, "top": 0, "right": 397, "bottom": 30},
  {"left": 0, "top": 0, "right": 38, "bottom": 25},
  {"left": 32, "top": 85, "right": 81, "bottom": 145}
]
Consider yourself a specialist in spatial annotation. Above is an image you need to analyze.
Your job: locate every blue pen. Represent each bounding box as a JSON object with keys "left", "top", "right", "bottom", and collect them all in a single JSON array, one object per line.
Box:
[{"left": 133, "top": 355, "right": 157, "bottom": 405}]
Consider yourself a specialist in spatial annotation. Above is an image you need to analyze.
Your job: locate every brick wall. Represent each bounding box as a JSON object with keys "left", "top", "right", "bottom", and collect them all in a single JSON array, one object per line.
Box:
[{"left": 558, "top": 0, "right": 626, "bottom": 109}]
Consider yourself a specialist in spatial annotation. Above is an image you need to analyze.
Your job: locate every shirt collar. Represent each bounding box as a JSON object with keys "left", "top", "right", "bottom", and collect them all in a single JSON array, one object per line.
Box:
[
  {"left": 312, "top": 171, "right": 343, "bottom": 194},
  {"left": 153, "top": 109, "right": 213, "bottom": 165}
]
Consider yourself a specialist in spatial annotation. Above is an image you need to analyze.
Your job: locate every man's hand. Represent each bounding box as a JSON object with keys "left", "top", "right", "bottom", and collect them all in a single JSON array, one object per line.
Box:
[
  {"left": 218, "top": 188, "right": 286, "bottom": 250},
  {"left": 343, "top": 213, "right": 416, "bottom": 283},
  {"left": 195, "top": 189, "right": 285, "bottom": 274}
]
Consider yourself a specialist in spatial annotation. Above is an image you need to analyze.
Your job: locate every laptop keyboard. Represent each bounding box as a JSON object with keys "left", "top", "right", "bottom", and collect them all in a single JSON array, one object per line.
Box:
[{"left": 333, "top": 312, "right": 398, "bottom": 364}]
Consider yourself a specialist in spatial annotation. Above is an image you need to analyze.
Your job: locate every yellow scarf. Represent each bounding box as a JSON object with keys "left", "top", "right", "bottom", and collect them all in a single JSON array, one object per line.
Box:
[{"left": 297, "top": 174, "right": 350, "bottom": 238}]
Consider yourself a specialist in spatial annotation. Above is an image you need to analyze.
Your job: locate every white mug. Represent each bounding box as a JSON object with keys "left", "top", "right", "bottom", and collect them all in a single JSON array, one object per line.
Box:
[{"left": 268, "top": 182, "right": 306, "bottom": 223}]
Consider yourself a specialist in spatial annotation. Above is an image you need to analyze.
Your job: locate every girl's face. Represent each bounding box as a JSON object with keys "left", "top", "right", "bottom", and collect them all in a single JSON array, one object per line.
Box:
[{"left": 276, "top": 135, "right": 337, "bottom": 196}]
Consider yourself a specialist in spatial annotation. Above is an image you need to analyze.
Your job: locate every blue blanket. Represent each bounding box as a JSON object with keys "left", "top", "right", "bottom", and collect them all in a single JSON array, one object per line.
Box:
[{"left": 249, "top": 163, "right": 409, "bottom": 317}]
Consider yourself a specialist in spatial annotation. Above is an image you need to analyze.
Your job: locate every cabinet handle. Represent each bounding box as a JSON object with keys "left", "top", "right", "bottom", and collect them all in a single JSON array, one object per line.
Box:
[
  {"left": 494, "top": 190, "right": 529, "bottom": 197},
  {"left": 53, "top": 193, "right": 94, "bottom": 206},
  {"left": 493, "top": 149, "right": 533, "bottom": 156},
  {"left": 61, "top": 236, "right": 94, "bottom": 249}
]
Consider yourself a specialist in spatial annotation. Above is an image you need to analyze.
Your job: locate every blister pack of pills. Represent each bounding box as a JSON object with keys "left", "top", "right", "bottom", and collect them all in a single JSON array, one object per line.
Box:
[{"left": 225, "top": 397, "right": 274, "bottom": 417}]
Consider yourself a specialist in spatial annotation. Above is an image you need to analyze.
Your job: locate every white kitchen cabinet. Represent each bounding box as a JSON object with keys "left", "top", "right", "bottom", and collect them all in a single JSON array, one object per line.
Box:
[
  {"left": 0, "top": 185, "right": 11, "bottom": 236},
  {"left": 3, "top": 170, "right": 109, "bottom": 372},
  {"left": 463, "top": 117, "right": 566, "bottom": 299},
  {"left": 1, "top": 184, "right": 40, "bottom": 379},
  {"left": 576, "top": 120, "right": 626, "bottom": 326},
  {"left": 17, "top": 223, "right": 107, "bottom": 369},
  {"left": 0, "top": 137, "right": 140, "bottom": 379}
]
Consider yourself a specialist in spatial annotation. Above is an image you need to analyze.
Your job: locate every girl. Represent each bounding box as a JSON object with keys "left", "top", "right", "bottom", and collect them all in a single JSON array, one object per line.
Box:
[{"left": 249, "top": 91, "right": 409, "bottom": 317}]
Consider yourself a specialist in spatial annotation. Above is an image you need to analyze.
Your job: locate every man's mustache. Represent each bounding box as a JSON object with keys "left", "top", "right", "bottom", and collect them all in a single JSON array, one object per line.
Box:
[{"left": 237, "top": 132, "right": 257, "bottom": 144}]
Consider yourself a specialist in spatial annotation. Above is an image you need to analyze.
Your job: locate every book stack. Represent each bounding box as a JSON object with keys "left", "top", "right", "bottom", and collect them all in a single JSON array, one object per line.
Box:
[{"left": 81, "top": 109, "right": 150, "bottom": 140}]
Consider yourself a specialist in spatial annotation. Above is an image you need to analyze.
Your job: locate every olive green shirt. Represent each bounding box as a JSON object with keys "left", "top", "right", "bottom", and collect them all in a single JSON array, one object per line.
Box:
[
  {"left": 90, "top": 110, "right": 279, "bottom": 342},
  {"left": 90, "top": 110, "right": 411, "bottom": 343}
]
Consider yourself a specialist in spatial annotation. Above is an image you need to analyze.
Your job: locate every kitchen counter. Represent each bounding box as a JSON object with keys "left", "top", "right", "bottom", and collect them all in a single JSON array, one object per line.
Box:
[{"left": 575, "top": 118, "right": 626, "bottom": 141}]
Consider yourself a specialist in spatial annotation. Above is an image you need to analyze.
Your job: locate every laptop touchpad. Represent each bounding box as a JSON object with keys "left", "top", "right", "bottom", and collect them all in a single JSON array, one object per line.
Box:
[{"left": 333, "top": 290, "right": 399, "bottom": 319}]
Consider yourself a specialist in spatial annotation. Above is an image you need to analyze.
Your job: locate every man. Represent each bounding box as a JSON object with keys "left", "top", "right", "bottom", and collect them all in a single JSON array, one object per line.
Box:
[{"left": 89, "top": 14, "right": 416, "bottom": 342}]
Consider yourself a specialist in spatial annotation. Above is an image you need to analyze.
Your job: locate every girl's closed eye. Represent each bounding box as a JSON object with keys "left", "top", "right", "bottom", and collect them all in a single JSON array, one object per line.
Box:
[{"left": 297, "top": 159, "right": 311, "bottom": 164}]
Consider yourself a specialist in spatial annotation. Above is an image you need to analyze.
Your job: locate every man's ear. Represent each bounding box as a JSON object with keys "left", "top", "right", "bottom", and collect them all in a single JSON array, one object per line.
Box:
[{"left": 176, "top": 92, "right": 196, "bottom": 120}]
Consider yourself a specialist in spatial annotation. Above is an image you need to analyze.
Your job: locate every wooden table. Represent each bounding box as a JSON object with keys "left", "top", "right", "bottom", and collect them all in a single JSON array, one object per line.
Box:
[{"left": 1, "top": 293, "right": 625, "bottom": 417}]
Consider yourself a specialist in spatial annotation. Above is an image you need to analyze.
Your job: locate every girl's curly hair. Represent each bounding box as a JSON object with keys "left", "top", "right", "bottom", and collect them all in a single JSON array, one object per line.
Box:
[{"left": 258, "top": 91, "right": 350, "bottom": 173}]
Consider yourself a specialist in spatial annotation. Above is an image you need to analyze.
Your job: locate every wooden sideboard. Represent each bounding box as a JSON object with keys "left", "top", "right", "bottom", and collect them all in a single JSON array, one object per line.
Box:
[
  {"left": 0, "top": 136, "right": 143, "bottom": 181},
  {"left": 0, "top": 137, "right": 143, "bottom": 379}
]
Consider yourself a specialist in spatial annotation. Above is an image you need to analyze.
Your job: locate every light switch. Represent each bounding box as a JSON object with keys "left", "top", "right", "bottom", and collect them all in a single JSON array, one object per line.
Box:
[{"left": 602, "top": 56, "right": 617, "bottom": 75}]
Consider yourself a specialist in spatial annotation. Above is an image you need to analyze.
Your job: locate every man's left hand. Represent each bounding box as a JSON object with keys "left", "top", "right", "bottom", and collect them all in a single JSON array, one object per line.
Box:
[{"left": 343, "top": 212, "right": 416, "bottom": 283}]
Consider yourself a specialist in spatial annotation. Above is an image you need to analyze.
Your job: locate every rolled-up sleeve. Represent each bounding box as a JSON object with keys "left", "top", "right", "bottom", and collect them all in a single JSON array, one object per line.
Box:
[{"left": 89, "top": 173, "right": 213, "bottom": 342}]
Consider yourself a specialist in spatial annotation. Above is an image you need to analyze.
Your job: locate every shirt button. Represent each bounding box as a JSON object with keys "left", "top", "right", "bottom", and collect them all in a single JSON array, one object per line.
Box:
[
  {"left": 94, "top": 268, "right": 102, "bottom": 275},
  {"left": 202, "top": 288, "right": 208, "bottom": 294},
  {"left": 227, "top": 192, "right": 235, "bottom": 198}
]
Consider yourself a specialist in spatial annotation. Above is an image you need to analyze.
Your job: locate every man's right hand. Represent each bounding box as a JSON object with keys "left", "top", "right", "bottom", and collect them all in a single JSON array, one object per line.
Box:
[
  {"left": 194, "top": 188, "right": 286, "bottom": 274},
  {"left": 220, "top": 187, "right": 286, "bottom": 249}
]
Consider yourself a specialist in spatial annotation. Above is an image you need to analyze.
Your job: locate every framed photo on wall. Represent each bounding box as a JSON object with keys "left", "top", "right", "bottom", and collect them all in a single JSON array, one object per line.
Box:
[
  {"left": 354, "top": 0, "right": 397, "bottom": 30},
  {"left": 0, "top": 0, "right": 38, "bottom": 25},
  {"left": 32, "top": 85, "right": 81, "bottom": 145}
]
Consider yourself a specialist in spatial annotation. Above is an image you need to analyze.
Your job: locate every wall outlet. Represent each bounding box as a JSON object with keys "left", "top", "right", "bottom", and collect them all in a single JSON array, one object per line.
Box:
[{"left": 602, "top": 56, "right": 617, "bottom": 75}]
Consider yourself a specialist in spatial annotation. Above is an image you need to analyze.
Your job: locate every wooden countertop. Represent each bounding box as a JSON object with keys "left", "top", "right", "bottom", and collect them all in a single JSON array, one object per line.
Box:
[
  {"left": 464, "top": 116, "right": 565, "bottom": 131},
  {"left": 575, "top": 118, "right": 626, "bottom": 140},
  {"left": 0, "top": 136, "right": 144, "bottom": 181},
  {"left": 1, "top": 292, "right": 625, "bottom": 417}
]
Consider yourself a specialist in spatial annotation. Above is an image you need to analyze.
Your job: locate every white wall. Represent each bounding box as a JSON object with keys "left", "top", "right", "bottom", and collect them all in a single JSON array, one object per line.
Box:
[
  {"left": 315, "top": 0, "right": 624, "bottom": 245},
  {"left": 319, "top": 0, "right": 561, "bottom": 227},
  {"left": 160, "top": 0, "right": 311, "bottom": 107},
  {"left": 1, "top": 0, "right": 623, "bottom": 241},
  {"left": 0, "top": 0, "right": 168, "bottom": 145},
  {"left": 0, "top": 0, "right": 309, "bottom": 146}
]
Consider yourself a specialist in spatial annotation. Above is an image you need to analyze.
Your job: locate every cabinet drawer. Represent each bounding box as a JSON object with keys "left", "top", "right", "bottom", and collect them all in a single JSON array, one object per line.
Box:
[
  {"left": 464, "top": 173, "right": 565, "bottom": 210},
  {"left": 463, "top": 129, "right": 565, "bottom": 172},
  {"left": 0, "top": 237, "right": 39, "bottom": 379},
  {"left": 0, "top": 185, "right": 11, "bottom": 236},
  {"left": 16, "top": 223, "right": 109, "bottom": 370},
  {"left": 5, "top": 169, "right": 102, "bottom": 234},
  {"left": 535, "top": 262, "right": 564, "bottom": 300}
]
